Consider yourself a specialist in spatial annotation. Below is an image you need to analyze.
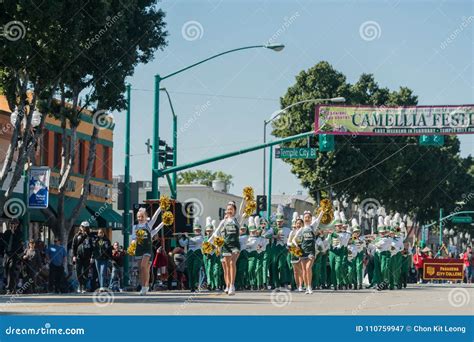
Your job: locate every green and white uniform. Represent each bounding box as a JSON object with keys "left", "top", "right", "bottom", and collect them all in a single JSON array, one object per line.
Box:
[{"left": 272, "top": 225, "right": 291, "bottom": 288}]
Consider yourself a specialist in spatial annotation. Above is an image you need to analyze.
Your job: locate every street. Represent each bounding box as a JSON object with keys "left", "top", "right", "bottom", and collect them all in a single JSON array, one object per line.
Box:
[{"left": 1, "top": 284, "right": 472, "bottom": 316}]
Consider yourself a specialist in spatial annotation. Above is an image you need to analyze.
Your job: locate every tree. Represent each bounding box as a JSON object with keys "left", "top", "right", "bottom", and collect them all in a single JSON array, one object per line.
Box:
[
  {"left": 0, "top": 1, "right": 168, "bottom": 244},
  {"left": 272, "top": 61, "right": 473, "bottom": 225},
  {"left": 177, "top": 170, "right": 234, "bottom": 188}
]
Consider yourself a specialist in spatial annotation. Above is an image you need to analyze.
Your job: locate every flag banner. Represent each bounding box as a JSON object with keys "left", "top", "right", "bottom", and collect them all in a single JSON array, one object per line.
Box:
[
  {"left": 27, "top": 166, "right": 50, "bottom": 209},
  {"left": 315, "top": 105, "right": 474, "bottom": 135},
  {"left": 423, "top": 259, "right": 464, "bottom": 280},
  {"left": 0, "top": 316, "right": 471, "bottom": 342}
]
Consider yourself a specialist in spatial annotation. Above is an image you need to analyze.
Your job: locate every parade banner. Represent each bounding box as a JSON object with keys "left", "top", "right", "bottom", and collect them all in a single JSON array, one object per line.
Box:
[
  {"left": 315, "top": 105, "right": 474, "bottom": 135},
  {"left": 422, "top": 259, "right": 464, "bottom": 280},
  {"left": 27, "top": 167, "right": 50, "bottom": 209}
]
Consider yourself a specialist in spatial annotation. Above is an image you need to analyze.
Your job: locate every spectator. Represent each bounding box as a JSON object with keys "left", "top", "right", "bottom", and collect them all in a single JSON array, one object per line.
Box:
[
  {"left": 152, "top": 245, "right": 168, "bottom": 289},
  {"left": 171, "top": 247, "right": 186, "bottom": 290},
  {"left": 92, "top": 229, "right": 111, "bottom": 292},
  {"left": 72, "top": 222, "right": 94, "bottom": 293},
  {"left": 462, "top": 246, "right": 473, "bottom": 284},
  {"left": 22, "top": 239, "right": 42, "bottom": 293},
  {"left": 46, "top": 238, "right": 67, "bottom": 293},
  {"left": 109, "top": 242, "right": 125, "bottom": 292},
  {"left": 413, "top": 245, "right": 424, "bottom": 284},
  {"left": 2, "top": 219, "right": 23, "bottom": 295}
]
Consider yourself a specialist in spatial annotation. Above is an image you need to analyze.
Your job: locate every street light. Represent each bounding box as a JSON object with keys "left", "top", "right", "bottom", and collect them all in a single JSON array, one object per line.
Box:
[
  {"left": 149, "top": 44, "right": 285, "bottom": 200},
  {"left": 262, "top": 96, "right": 345, "bottom": 194},
  {"left": 159, "top": 88, "right": 177, "bottom": 199}
]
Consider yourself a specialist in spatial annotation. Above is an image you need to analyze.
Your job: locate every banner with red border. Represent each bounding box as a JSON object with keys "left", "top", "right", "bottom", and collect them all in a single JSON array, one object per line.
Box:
[
  {"left": 315, "top": 105, "right": 474, "bottom": 136},
  {"left": 422, "top": 259, "right": 464, "bottom": 280}
]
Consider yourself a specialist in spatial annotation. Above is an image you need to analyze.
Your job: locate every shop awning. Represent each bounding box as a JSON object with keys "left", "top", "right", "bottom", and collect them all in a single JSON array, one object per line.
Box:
[{"left": 86, "top": 200, "right": 123, "bottom": 230}]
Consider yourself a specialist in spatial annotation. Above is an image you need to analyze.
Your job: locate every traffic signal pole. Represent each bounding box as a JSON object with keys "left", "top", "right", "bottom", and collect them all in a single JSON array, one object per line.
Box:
[{"left": 156, "top": 131, "right": 314, "bottom": 177}]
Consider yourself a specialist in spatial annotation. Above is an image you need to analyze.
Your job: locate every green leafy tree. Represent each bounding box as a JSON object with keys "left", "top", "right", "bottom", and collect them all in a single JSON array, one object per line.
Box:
[
  {"left": 178, "top": 170, "right": 233, "bottom": 188},
  {"left": 0, "top": 1, "right": 168, "bottom": 244},
  {"left": 272, "top": 61, "right": 473, "bottom": 227}
]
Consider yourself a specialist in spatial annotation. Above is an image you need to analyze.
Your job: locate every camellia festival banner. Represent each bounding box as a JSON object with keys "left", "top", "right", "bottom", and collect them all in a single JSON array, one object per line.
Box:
[{"left": 315, "top": 105, "right": 474, "bottom": 135}]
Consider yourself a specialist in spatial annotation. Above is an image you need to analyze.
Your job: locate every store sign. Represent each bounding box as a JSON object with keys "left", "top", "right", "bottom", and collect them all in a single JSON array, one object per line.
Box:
[
  {"left": 316, "top": 105, "right": 474, "bottom": 135},
  {"left": 89, "top": 183, "right": 110, "bottom": 199},
  {"left": 423, "top": 259, "right": 464, "bottom": 280},
  {"left": 49, "top": 176, "right": 76, "bottom": 192},
  {"left": 28, "top": 167, "right": 50, "bottom": 209}
]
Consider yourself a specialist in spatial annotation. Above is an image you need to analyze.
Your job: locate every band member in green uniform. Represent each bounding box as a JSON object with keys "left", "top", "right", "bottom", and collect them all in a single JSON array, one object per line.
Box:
[
  {"left": 246, "top": 217, "right": 264, "bottom": 290},
  {"left": 272, "top": 213, "right": 291, "bottom": 290},
  {"left": 259, "top": 218, "right": 273, "bottom": 289},
  {"left": 132, "top": 207, "right": 164, "bottom": 296},
  {"left": 181, "top": 218, "right": 204, "bottom": 292},
  {"left": 236, "top": 221, "right": 249, "bottom": 290},
  {"left": 400, "top": 222, "right": 411, "bottom": 288},
  {"left": 329, "top": 211, "right": 344, "bottom": 291},
  {"left": 203, "top": 217, "right": 216, "bottom": 290},
  {"left": 351, "top": 218, "right": 366, "bottom": 290},
  {"left": 339, "top": 212, "right": 351, "bottom": 289}
]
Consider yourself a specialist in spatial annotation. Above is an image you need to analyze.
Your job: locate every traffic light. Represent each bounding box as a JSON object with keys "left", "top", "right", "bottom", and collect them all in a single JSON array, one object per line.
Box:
[
  {"left": 419, "top": 135, "right": 444, "bottom": 146},
  {"left": 256, "top": 195, "right": 267, "bottom": 213},
  {"left": 158, "top": 141, "right": 174, "bottom": 167},
  {"left": 319, "top": 134, "right": 335, "bottom": 152}
]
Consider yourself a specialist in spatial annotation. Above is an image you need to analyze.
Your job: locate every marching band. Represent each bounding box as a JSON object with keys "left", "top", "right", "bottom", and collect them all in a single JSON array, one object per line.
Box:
[{"left": 175, "top": 198, "right": 411, "bottom": 296}]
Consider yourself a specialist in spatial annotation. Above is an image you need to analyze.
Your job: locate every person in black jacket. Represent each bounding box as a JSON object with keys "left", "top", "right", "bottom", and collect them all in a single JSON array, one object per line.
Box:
[
  {"left": 72, "top": 222, "right": 94, "bottom": 293},
  {"left": 92, "top": 229, "right": 111, "bottom": 292},
  {"left": 22, "top": 239, "right": 42, "bottom": 293},
  {"left": 2, "top": 219, "right": 23, "bottom": 295}
]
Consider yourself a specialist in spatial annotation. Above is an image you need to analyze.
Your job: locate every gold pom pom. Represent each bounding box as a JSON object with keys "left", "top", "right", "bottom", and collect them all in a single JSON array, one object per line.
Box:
[
  {"left": 242, "top": 186, "right": 254, "bottom": 202},
  {"left": 202, "top": 241, "right": 214, "bottom": 254},
  {"left": 289, "top": 245, "right": 303, "bottom": 257},
  {"left": 127, "top": 241, "right": 136, "bottom": 256},
  {"left": 136, "top": 229, "right": 146, "bottom": 245},
  {"left": 244, "top": 200, "right": 257, "bottom": 217},
  {"left": 316, "top": 198, "right": 334, "bottom": 225},
  {"left": 160, "top": 195, "right": 172, "bottom": 211},
  {"left": 162, "top": 211, "right": 174, "bottom": 226},
  {"left": 214, "top": 236, "right": 225, "bottom": 248}
]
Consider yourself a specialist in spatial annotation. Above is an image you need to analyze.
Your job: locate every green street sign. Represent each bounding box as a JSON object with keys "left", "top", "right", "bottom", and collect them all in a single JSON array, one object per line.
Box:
[
  {"left": 275, "top": 147, "right": 317, "bottom": 159},
  {"left": 452, "top": 216, "right": 472, "bottom": 223}
]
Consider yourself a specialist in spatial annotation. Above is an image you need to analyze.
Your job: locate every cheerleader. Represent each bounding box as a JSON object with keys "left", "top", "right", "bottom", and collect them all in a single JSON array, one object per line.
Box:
[
  {"left": 132, "top": 207, "right": 164, "bottom": 295},
  {"left": 287, "top": 213, "right": 303, "bottom": 291},
  {"left": 209, "top": 201, "right": 243, "bottom": 296},
  {"left": 296, "top": 210, "right": 323, "bottom": 294}
]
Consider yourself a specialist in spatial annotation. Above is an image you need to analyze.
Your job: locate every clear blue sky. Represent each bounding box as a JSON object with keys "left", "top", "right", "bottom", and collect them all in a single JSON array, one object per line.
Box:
[{"left": 114, "top": 0, "right": 473, "bottom": 197}]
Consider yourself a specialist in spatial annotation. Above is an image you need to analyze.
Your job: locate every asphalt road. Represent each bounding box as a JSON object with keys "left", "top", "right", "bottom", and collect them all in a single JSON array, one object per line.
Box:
[{"left": 0, "top": 284, "right": 472, "bottom": 316}]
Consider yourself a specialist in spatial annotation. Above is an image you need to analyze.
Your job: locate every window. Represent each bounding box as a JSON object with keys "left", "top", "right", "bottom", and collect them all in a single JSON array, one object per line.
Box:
[
  {"left": 103, "top": 146, "right": 110, "bottom": 179},
  {"left": 53, "top": 133, "right": 62, "bottom": 168}
]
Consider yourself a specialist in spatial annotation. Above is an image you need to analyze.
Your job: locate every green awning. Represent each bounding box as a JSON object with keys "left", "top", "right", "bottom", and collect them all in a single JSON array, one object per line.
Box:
[
  {"left": 86, "top": 200, "right": 123, "bottom": 230},
  {"left": 50, "top": 195, "right": 98, "bottom": 227}
]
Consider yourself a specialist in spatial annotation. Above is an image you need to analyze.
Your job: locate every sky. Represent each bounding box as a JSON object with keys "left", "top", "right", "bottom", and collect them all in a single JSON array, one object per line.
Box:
[{"left": 113, "top": 0, "right": 474, "bottom": 197}]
